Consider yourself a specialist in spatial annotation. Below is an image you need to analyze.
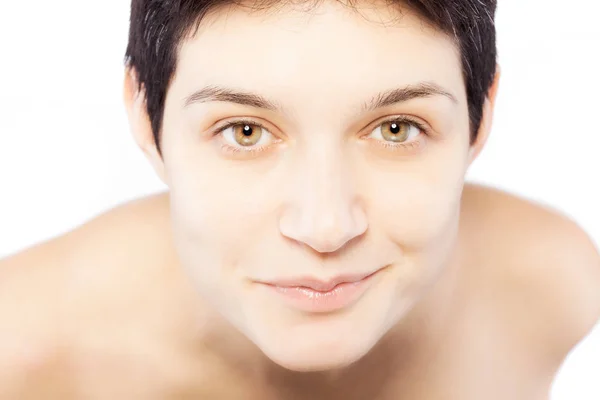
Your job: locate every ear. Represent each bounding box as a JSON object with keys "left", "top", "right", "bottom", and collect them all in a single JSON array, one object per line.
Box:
[
  {"left": 467, "top": 63, "right": 501, "bottom": 165},
  {"left": 123, "top": 67, "right": 168, "bottom": 184}
]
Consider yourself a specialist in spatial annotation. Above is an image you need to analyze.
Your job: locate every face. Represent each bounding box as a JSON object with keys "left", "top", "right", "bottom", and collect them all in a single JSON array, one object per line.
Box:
[{"left": 131, "top": 0, "right": 485, "bottom": 372}]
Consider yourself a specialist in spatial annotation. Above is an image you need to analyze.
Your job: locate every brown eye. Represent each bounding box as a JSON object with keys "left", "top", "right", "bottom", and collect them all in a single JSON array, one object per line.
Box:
[
  {"left": 233, "top": 124, "right": 263, "bottom": 146},
  {"left": 380, "top": 121, "right": 410, "bottom": 142},
  {"left": 368, "top": 119, "right": 421, "bottom": 145},
  {"left": 219, "top": 120, "right": 276, "bottom": 151}
]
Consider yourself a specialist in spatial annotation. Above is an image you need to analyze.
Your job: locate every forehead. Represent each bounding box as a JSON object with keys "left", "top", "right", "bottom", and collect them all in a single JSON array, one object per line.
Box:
[{"left": 170, "top": 0, "right": 465, "bottom": 112}]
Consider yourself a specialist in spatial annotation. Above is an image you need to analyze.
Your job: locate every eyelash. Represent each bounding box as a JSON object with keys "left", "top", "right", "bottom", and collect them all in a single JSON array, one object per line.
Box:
[
  {"left": 364, "top": 116, "right": 428, "bottom": 152},
  {"left": 213, "top": 116, "right": 428, "bottom": 156},
  {"left": 213, "top": 118, "right": 275, "bottom": 156}
]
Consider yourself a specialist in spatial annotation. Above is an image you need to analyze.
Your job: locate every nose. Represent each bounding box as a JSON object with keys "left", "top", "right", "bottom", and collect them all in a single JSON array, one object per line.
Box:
[{"left": 278, "top": 149, "right": 368, "bottom": 254}]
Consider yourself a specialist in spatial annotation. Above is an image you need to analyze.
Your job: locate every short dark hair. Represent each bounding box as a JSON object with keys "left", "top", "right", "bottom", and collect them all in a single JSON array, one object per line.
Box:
[{"left": 125, "top": 0, "right": 497, "bottom": 155}]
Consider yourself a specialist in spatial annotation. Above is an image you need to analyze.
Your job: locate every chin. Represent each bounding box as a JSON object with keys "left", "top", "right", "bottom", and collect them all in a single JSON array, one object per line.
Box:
[
  {"left": 245, "top": 310, "right": 387, "bottom": 372},
  {"left": 237, "top": 272, "right": 405, "bottom": 372},
  {"left": 259, "top": 336, "right": 372, "bottom": 372}
]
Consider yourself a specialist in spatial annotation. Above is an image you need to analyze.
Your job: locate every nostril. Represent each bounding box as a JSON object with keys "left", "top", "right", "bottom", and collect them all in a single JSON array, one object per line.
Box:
[
  {"left": 297, "top": 219, "right": 366, "bottom": 254},
  {"left": 278, "top": 199, "right": 368, "bottom": 254},
  {"left": 306, "top": 235, "right": 347, "bottom": 253}
]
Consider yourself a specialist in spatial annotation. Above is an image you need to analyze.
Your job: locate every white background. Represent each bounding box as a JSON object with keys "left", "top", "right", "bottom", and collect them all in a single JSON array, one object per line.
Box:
[{"left": 0, "top": 0, "right": 598, "bottom": 397}]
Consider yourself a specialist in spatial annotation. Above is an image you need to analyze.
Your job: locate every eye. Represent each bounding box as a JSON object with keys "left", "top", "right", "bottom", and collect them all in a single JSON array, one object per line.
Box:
[
  {"left": 367, "top": 119, "right": 422, "bottom": 144},
  {"left": 218, "top": 121, "right": 276, "bottom": 149}
]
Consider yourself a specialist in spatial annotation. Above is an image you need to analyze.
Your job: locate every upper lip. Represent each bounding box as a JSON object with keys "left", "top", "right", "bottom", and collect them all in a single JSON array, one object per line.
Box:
[{"left": 259, "top": 269, "right": 381, "bottom": 292}]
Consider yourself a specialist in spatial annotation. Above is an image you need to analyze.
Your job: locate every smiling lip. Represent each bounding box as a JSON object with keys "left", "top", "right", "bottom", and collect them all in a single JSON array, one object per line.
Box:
[
  {"left": 257, "top": 269, "right": 384, "bottom": 313},
  {"left": 265, "top": 271, "right": 378, "bottom": 292}
]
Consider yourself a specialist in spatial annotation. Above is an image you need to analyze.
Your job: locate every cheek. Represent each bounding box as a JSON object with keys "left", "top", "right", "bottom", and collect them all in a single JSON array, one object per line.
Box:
[
  {"left": 167, "top": 164, "right": 286, "bottom": 321},
  {"left": 165, "top": 149, "right": 280, "bottom": 270},
  {"left": 366, "top": 149, "right": 467, "bottom": 248},
  {"left": 375, "top": 180, "right": 461, "bottom": 250}
]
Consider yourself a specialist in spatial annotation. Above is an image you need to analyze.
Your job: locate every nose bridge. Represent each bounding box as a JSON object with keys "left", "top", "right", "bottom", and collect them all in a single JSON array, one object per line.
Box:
[
  {"left": 279, "top": 142, "right": 367, "bottom": 253},
  {"left": 305, "top": 143, "right": 344, "bottom": 206}
]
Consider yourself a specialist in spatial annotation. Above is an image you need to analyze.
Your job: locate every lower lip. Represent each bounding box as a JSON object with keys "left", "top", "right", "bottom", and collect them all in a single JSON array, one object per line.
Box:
[{"left": 260, "top": 271, "right": 381, "bottom": 313}]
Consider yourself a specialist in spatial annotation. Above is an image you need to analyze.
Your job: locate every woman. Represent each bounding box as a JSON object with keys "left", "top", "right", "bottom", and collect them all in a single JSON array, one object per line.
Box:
[{"left": 0, "top": 0, "right": 598, "bottom": 398}]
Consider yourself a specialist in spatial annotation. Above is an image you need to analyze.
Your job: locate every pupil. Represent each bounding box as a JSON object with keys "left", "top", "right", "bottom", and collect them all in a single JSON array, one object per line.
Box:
[
  {"left": 390, "top": 123, "right": 400, "bottom": 134},
  {"left": 243, "top": 125, "right": 253, "bottom": 136}
]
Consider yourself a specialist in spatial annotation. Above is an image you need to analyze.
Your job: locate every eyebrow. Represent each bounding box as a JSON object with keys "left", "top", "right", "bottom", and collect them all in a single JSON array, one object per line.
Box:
[
  {"left": 184, "top": 85, "right": 282, "bottom": 111},
  {"left": 362, "top": 82, "right": 458, "bottom": 111},
  {"left": 183, "top": 81, "right": 458, "bottom": 112}
]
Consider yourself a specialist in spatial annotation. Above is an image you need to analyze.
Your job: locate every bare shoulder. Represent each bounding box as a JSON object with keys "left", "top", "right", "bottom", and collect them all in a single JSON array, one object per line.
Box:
[
  {"left": 0, "top": 191, "right": 181, "bottom": 395},
  {"left": 462, "top": 183, "right": 600, "bottom": 368},
  {"left": 0, "top": 191, "right": 176, "bottom": 285},
  {"left": 0, "top": 238, "right": 72, "bottom": 397},
  {"left": 0, "top": 190, "right": 181, "bottom": 335}
]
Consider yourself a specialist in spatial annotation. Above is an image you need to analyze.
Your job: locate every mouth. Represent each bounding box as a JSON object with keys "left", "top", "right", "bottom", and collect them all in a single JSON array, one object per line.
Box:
[
  {"left": 256, "top": 267, "right": 387, "bottom": 313},
  {"left": 265, "top": 270, "right": 381, "bottom": 291}
]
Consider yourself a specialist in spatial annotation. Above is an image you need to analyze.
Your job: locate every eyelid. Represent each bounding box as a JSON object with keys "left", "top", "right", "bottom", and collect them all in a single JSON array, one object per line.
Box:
[
  {"left": 363, "top": 115, "right": 430, "bottom": 137},
  {"left": 213, "top": 115, "right": 429, "bottom": 137},
  {"left": 212, "top": 118, "right": 280, "bottom": 157},
  {"left": 210, "top": 114, "right": 429, "bottom": 156},
  {"left": 213, "top": 117, "right": 274, "bottom": 136},
  {"left": 358, "top": 115, "right": 429, "bottom": 155}
]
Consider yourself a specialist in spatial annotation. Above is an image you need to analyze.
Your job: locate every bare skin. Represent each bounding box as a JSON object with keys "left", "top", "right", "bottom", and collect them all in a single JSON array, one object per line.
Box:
[
  {"left": 0, "top": 184, "right": 598, "bottom": 399},
  {"left": 2, "top": 1, "right": 600, "bottom": 398}
]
